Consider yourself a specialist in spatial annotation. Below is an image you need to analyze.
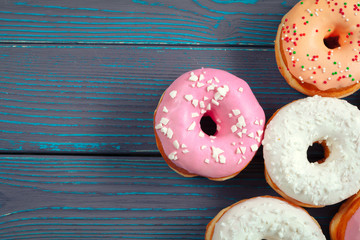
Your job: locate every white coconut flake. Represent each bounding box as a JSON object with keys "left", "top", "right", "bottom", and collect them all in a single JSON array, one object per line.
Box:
[
  {"left": 231, "top": 125, "right": 238, "bottom": 133},
  {"left": 199, "top": 131, "right": 205, "bottom": 138},
  {"left": 192, "top": 113, "right": 200, "bottom": 118},
  {"left": 237, "top": 116, "right": 246, "bottom": 128},
  {"left": 217, "top": 85, "right": 229, "bottom": 97},
  {"left": 214, "top": 92, "right": 222, "bottom": 101},
  {"left": 189, "top": 72, "right": 198, "bottom": 82},
  {"left": 207, "top": 84, "right": 216, "bottom": 92},
  {"left": 161, "top": 127, "right": 167, "bottom": 135},
  {"left": 219, "top": 155, "right": 226, "bottom": 164},
  {"left": 162, "top": 106, "right": 168, "bottom": 113},
  {"left": 167, "top": 128, "right": 174, "bottom": 139},
  {"left": 184, "top": 95, "right": 193, "bottom": 101},
  {"left": 211, "top": 146, "right": 224, "bottom": 162},
  {"left": 240, "top": 146, "right": 246, "bottom": 154},
  {"left": 257, "top": 130, "right": 264, "bottom": 136},
  {"left": 188, "top": 121, "right": 196, "bottom": 131},
  {"left": 197, "top": 82, "right": 205, "bottom": 88},
  {"left": 232, "top": 109, "right": 241, "bottom": 116},
  {"left": 212, "top": 99, "right": 219, "bottom": 106},
  {"left": 160, "top": 118, "right": 170, "bottom": 125},
  {"left": 168, "top": 151, "right": 177, "bottom": 160},
  {"left": 251, "top": 144, "right": 258, "bottom": 152},
  {"left": 173, "top": 140, "right": 180, "bottom": 149},
  {"left": 192, "top": 99, "right": 199, "bottom": 107},
  {"left": 169, "top": 90, "right": 177, "bottom": 99},
  {"left": 204, "top": 158, "right": 210, "bottom": 164},
  {"left": 199, "top": 74, "right": 205, "bottom": 81}
]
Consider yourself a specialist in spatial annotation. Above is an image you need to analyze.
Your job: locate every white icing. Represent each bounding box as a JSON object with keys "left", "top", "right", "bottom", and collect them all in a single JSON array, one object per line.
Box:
[
  {"left": 212, "top": 197, "right": 325, "bottom": 240},
  {"left": 263, "top": 96, "right": 360, "bottom": 206}
]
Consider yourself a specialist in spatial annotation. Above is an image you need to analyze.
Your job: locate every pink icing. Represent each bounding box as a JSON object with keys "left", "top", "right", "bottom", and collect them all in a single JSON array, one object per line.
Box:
[
  {"left": 345, "top": 207, "right": 360, "bottom": 240},
  {"left": 154, "top": 68, "right": 265, "bottom": 179}
]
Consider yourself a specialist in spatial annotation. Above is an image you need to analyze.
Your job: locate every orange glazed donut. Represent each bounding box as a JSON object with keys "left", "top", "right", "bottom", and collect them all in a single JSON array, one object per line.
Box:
[
  {"left": 275, "top": 0, "right": 360, "bottom": 98},
  {"left": 330, "top": 191, "right": 360, "bottom": 240}
]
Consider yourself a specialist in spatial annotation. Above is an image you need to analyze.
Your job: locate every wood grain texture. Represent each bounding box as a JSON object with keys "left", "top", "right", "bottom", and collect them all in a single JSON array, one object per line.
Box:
[
  {"left": 0, "top": 45, "right": 278, "bottom": 154},
  {"left": 0, "top": 155, "right": 339, "bottom": 239},
  {"left": 0, "top": 0, "right": 298, "bottom": 45},
  {"left": 1, "top": 45, "right": 359, "bottom": 154}
]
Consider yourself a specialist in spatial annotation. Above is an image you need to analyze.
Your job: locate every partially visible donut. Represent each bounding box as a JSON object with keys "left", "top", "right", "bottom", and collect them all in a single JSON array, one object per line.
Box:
[
  {"left": 205, "top": 196, "right": 326, "bottom": 240},
  {"left": 263, "top": 96, "right": 360, "bottom": 207},
  {"left": 153, "top": 68, "right": 265, "bottom": 181},
  {"left": 330, "top": 191, "right": 360, "bottom": 240},
  {"left": 275, "top": 0, "right": 360, "bottom": 98}
]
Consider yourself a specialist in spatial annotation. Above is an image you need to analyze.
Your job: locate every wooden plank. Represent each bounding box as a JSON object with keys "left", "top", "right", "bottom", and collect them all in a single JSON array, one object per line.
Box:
[
  {"left": 0, "top": 155, "right": 338, "bottom": 239},
  {"left": 0, "top": 0, "right": 299, "bottom": 45},
  {"left": 1, "top": 44, "right": 360, "bottom": 154}
]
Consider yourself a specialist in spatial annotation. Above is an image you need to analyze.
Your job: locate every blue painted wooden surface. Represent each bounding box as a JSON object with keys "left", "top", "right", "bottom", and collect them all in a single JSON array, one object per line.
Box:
[{"left": 0, "top": 0, "right": 358, "bottom": 239}]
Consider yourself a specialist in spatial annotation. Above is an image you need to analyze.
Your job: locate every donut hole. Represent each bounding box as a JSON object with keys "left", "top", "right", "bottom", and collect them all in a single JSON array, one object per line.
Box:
[
  {"left": 307, "top": 142, "right": 329, "bottom": 164},
  {"left": 200, "top": 114, "right": 217, "bottom": 136},
  {"left": 323, "top": 34, "right": 340, "bottom": 49}
]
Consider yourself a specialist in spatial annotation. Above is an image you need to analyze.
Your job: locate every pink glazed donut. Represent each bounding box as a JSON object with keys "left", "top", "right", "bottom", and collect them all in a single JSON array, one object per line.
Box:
[
  {"left": 154, "top": 68, "right": 265, "bottom": 181},
  {"left": 330, "top": 191, "right": 360, "bottom": 240}
]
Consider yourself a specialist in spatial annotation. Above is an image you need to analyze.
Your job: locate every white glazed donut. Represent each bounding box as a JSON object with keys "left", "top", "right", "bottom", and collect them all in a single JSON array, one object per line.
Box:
[
  {"left": 205, "top": 196, "right": 326, "bottom": 240},
  {"left": 263, "top": 96, "right": 360, "bottom": 207}
]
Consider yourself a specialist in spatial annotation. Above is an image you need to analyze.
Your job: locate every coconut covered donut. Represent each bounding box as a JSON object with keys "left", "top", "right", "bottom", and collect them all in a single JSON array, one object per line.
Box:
[
  {"left": 154, "top": 68, "right": 265, "bottom": 181},
  {"left": 330, "top": 191, "right": 360, "bottom": 240},
  {"left": 275, "top": 0, "right": 360, "bottom": 98},
  {"left": 263, "top": 96, "right": 360, "bottom": 207},
  {"left": 205, "top": 196, "right": 326, "bottom": 240}
]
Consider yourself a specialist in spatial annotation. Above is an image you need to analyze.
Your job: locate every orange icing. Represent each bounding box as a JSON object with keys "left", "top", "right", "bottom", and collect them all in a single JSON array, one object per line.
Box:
[{"left": 279, "top": 0, "right": 360, "bottom": 91}]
